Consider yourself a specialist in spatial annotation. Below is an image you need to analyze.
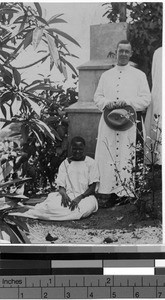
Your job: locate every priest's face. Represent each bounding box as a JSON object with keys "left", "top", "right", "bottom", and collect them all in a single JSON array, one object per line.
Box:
[{"left": 116, "top": 43, "right": 132, "bottom": 66}]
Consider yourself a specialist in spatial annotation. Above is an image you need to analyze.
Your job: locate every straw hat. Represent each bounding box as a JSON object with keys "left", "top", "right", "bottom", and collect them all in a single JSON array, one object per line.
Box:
[{"left": 104, "top": 105, "right": 136, "bottom": 131}]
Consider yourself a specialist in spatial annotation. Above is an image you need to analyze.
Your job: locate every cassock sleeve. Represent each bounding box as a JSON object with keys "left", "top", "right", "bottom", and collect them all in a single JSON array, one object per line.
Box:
[
  {"left": 130, "top": 72, "right": 151, "bottom": 111},
  {"left": 94, "top": 73, "right": 112, "bottom": 111},
  {"left": 56, "top": 160, "right": 67, "bottom": 189}
]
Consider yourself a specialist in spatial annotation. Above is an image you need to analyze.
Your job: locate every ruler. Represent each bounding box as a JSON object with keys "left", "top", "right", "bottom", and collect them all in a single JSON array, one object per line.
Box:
[{"left": 1, "top": 274, "right": 165, "bottom": 299}]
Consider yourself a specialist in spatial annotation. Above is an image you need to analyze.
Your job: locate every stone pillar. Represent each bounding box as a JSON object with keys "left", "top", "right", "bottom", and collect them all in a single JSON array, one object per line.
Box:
[{"left": 66, "top": 23, "right": 128, "bottom": 157}]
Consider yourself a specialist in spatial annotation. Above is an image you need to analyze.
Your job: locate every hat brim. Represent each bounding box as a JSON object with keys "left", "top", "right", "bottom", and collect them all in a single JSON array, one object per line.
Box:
[{"left": 103, "top": 105, "right": 136, "bottom": 131}]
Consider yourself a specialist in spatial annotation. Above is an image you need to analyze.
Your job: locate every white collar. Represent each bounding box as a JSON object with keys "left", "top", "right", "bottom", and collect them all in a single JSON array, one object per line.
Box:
[{"left": 115, "top": 63, "right": 130, "bottom": 71}]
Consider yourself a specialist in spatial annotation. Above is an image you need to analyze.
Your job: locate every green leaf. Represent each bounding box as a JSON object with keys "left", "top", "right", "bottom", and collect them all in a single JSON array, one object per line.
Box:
[
  {"left": 32, "top": 80, "right": 44, "bottom": 85},
  {"left": 50, "top": 56, "right": 54, "bottom": 71},
  {"left": 24, "top": 80, "right": 43, "bottom": 90},
  {"left": 45, "top": 32, "right": 59, "bottom": 68},
  {"left": 47, "top": 28, "right": 80, "bottom": 47},
  {"left": 2, "top": 45, "right": 16, "bottom": 51},
  {"left": 6, "top": 222, "right": 30, "bottom": 243},
  {"left": 9, "top": 38, "right": 25, "bottom": 60},
  {"left": 24, "top": 96, "right": 41, "bottom": 116},
  {"left": 13, "top": 15, "right": 25, "bottom": 24},
  {"left": 6, "top": 215, "right": 29, "bottom": 233},
  {"left": 61, "top": 62, "right": 68, "bottom": 80},
  {"left": 37, "top": 50, "right": 47, "bottom": 53},
  {"left": 25, "top": 83, "right": 57, "bottom": 92},
  {"left": 61, "top": 56, "right": 78, "bottom": 76},
  {"left": 67, "top": 53, "right": 79, "bottom": 59},
  {"left": 33, "top": 130, "right": 43, "bottom": 145},
  {"left": 47, "top": 13, "right": 64, "bottom": 24},
  {"left": 23, "top": 31, "right": 33, "bottom": 49},
  {"left": 1, "top": 222, "right": 21, "bottom": 243},
  {"left": 11, "top": 97, "right": 22, "bottom": 116},
  {"left": 8, "top": 132, "right": 21, "bottom": 137},
  {"left": 13, "top": 68, "right": 21, "bottom": 86},
  {"left": 20, "top": 123, "right": 29, "bottom": 142},
  {"left": 0, "top": 119, "right": 12, "bottom": 128},
  {"left": 33, "top": 119, "right": 57, "bottom": 142},
  {"left": 1, "top": 69, "right": 13, "bottom": 85},
  {"left": 19, "top": 13, "right": 27, "bottom": 32},
  {"left": 0, "top": 50, "right": 10, "bottom": 59},
  {"left": 1, "top": 119, "right": 17, "bottom": 129},
  {"left": 0, "top": 8, "right": 19, "bottom": 15},
  {"left": 30, "top": 120, "right": 45, "bottom": 135},
  {"left": 0, "top": 64, "right": 5, "bottom": 74},
  {"left": 0, "top": 82, "right": 5, "bottom": 87},
  {"left": 35, "top": 16, "right": 49, "bottom": 26},
  {"left": 32, "top": 27, "right": 44, "bottom": 50},
  {"left": 0, "top": 224, "right": 11, "bottom": 243},
  {"left": 15, "top": 227, "right": 31, "bottom": 243},
  {"left": 8, "top": 24, "right": 21, "bottom": 39},
  {"left": 10, "top": 105, "right": 13, "bottom": 118},
  {"left": 31, "top": 125, "right": 44, "bottom": 144},
  {"left": 47, "top": 17, "right": 67, "bottom": 25},
  {"left": 49, "top": 126, "right": 62, "bottom": 141},
  {"left": 41, "top": 55, "right": 49, "bottom": 64},
  {"left": 1, "top": 92, "right": 13, "bottom": 104},
  {"left": 34, "top": 2, "right": 42, "bottom": 17},
  {"left": 1, "top": 105, "right": 7, "bottom": 118},
  {"left": 55, "top": 36, "right": 70, "bottom": 54}
]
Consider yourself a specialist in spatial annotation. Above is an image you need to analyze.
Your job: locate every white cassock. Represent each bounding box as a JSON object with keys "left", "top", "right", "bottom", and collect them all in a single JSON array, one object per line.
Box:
[
  {"left": 94, "top": 64, "right": 151, "bottom": 196},
  {"left": 10, "top": 157, "right": 99, "bottom": 221},
  {"left": 144, "top": 47, "right": 162, "bottom": 165}
]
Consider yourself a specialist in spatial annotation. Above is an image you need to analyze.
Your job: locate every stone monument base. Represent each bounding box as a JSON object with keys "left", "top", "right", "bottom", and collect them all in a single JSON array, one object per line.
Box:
[
  {"left": 66, "top": 23, "right": 128, "bottom": 157},
  {"left": 66, "top": 102, "right": 101, "bottom": 157}
]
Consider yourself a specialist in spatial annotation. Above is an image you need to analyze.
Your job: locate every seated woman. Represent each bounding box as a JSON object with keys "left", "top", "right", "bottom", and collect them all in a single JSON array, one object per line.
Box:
[{"left": 11, "top": 136, "right": 99, "bottom": 221}]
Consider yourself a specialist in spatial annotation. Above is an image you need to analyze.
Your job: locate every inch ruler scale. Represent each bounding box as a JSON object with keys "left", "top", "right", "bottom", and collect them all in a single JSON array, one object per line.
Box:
[{"left": 1, "top": 274, "right": 165, "bottom": 299}]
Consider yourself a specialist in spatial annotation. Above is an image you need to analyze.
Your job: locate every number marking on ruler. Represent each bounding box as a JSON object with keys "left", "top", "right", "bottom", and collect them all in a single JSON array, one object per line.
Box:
[{"left": 0, "top": 275, "right": 165, "bottom": 298}]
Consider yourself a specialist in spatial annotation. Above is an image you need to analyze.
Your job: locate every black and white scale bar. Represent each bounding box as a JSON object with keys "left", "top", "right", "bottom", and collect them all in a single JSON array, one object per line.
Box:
[
  {"left": 0, "top": 268, "right": 103, "bottom": 276},
  {"left": 155, "top": 269, "right": 165, "bottom": 275},
  {"left": 0, "top": 260, "right": 103, "bottom": 275}
]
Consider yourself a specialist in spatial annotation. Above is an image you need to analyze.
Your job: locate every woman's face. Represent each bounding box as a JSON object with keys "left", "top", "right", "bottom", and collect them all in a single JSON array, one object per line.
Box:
[{"left": 71, "top": 141, "right": 85, "bottom": 160}]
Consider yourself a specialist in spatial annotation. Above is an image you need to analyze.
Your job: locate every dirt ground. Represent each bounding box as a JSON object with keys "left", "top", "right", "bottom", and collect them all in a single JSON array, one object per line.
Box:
[{"left": 26, "top": 189, "right": 162, "bottom": 244}]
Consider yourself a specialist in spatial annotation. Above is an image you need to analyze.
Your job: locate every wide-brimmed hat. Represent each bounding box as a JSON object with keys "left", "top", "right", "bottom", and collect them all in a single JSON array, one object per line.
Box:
[{"left": 103, "top": 105, "right": 136, "bottom": 131}]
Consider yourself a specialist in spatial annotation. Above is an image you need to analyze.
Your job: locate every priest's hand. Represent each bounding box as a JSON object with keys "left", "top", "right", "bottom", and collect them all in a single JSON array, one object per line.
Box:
[
  {"left": 105, "top": 100, "right": 127, "bottom": 110},
  {"left": 105, "top": 102, "right": 118, "bottom": 109},
  {"left": 117, "top": 100, "right": 127, "bottom": 108}
]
